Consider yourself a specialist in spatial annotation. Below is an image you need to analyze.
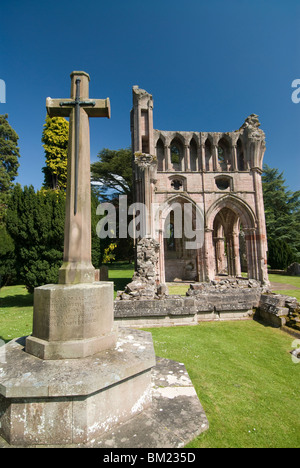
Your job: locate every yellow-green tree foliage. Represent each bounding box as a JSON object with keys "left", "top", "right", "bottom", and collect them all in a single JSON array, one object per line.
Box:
[{"left": 42, "top": 115, "right": 69, "bottom": 190}]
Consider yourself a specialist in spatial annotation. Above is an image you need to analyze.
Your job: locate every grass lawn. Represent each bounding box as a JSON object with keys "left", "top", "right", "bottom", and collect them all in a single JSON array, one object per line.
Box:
[
  {"left": 0, "top": 268, "right": 300, "bottom": 448},
  {"left": 168, "top": 273, "right": 300, "bottom": 299},
  {"left": 269, "top": 273, "right": 300, "bottom": 302},
  {"left": 0, "top": 285, "right": 33, "bottom": 343},
  {"left": 147, "top": 321, "right": 300, "bottom": 448},
  {"left": 108, "top": 262, "right": 134, "bottom": 298}
]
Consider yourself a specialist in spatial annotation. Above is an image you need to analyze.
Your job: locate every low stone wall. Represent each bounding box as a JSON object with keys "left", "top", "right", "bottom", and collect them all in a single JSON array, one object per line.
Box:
[
  {"left": 114, "top": 281, "right": 262, "bottom": 328},
  {"left": 255, "top": 293, "right": 299, "bottom": 330}
]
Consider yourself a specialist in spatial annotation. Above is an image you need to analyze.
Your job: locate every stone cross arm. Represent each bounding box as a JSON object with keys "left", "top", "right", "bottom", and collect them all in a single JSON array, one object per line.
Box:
[{"left": 46, "top": 97, "right": 111, "bottom": 118}]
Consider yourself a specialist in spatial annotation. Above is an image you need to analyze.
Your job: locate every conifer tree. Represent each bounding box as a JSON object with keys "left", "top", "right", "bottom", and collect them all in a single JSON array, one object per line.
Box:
[
  {"left": 42, "top": 115, "right": 69, "bottom": 190},
  {"left": 262, "top": 164, "right": 300, "bottom": 268},
  {"left": 6, "top": 184, "right": 65, "bottom": 292},
  {"left": 0, "top": 114, "right": 20, "bottom": 223}
]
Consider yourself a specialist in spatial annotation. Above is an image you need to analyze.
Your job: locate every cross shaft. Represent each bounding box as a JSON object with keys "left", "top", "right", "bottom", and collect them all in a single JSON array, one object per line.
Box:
[{"left": 46, "top": 71, "right": 110, "bottom": 284}]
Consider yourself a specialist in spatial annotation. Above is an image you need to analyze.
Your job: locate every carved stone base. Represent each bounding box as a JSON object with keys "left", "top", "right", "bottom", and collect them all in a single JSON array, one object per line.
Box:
[
  {"left": 0, "top": 329, "right": 156, "bottom": 446},
  {"left": 26, "top": 282, "right": 117, "bottom": 360}
]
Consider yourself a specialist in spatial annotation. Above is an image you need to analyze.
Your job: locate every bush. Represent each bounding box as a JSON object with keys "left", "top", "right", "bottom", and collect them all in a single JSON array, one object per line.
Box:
[
  {"left": 0, "top": 224, "right": 17, "bottom": 286},
  {"left": 6, "top": 185, "right": 65, "bottom": 293},
  {"left": 267, "top": 238, "right": 296, "bottom": 270}
]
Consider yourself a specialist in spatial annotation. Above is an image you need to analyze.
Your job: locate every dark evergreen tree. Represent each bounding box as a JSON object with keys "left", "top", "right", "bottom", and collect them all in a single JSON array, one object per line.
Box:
[
  {"left": 262, "top": 164, "right": 300, "bottom": 268},
  {"left": 267, "top": 238, "right": 295, "bottom": 270},
  {"left": 0, "top": 224, "right": 16, "bottom": 286},
  {"left": 6, "top": 185, "right": 65, "bottom": 292},
  {"left": 0, "top": 114, "right": 20, "bottom": 223}
]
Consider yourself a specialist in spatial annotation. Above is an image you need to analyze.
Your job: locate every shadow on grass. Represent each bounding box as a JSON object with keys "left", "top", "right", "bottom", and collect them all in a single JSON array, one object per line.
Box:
[
  {"left": 108, "top": 263, "right": 134, "bottom": 296},
  {"left": 0, "top": 336, "right": 11, "bottom": 344},
  {"left": 0, "top": 335, "right": 27, "bottom": 345},
  {"left": 112, "top": 277, "right": 132, "bottom": 295},
  {"left": 0, "top": 294, "right": 33, "bottom": 309}
]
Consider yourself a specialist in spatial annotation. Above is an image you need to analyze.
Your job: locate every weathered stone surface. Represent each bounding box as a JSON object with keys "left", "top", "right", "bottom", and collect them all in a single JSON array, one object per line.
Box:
[
  {"left": 131, "top": 86, "right": 269, "bottom": 286},
  {"left": 26, "top": 282, "right": 117, "bottom": 360},
  {"left": 0, "top": 357, "right": 209, "bottom": 448},
  {"left": 117, "top": 238, "right": 168, "bottom": 301},
  {"left": 256, "top": 293, "right": 300, "bottom": 329},
  {"left": 287, "top": 262, "right": 300, "bottom": 276},
  {"left": 47, "top": 71, "right": 110, "bottom": 286},
  {"left": 0, "top": 328, "right": 156, "bottom": 446},
  {"left": 114, "top": 281, "right": 262, "bottom": 327}
]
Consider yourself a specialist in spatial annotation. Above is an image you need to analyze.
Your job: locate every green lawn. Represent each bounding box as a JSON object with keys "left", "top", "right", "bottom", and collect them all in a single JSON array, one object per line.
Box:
[
  {"left": 0, "top": 269, "right": 300, "bottom": 448},
  {"left": 167, "top": 273, "right": 300, "bottom": 299},
  {"left": 268, "top": 274, "right": 300, "bottom": 288},
  {"left": 147, "top": 321, "right": 300, "bottom": 448},
  {"left": 0, "top": 285, "right": 33, "bottom": 343},
  {"left": 269, "top": 273, "right": 300, "bottom": 302},
  {"left": 108, "top": 262, "right": 134, "bottom": 298}
]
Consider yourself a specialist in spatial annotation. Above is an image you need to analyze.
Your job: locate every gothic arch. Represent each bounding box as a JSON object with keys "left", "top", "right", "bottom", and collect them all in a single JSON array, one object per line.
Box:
[
  {"left": 206, "top": 195, "right": 257, "bottom": 231},
  {"left": 206, "top": 195, "right": 259, "bottom": 280},
  {"left": 170, "top": 136, "right": 184, "bottom": 171},
  {"left": 155, "top": 194, "right": 204, "bottom": 282},
  {"left": 156, "top": 138, "right": 165, "bottom": 171},
  {"left": 190, "top": 137, "right": 198, "bottom": 171},
  {"left": 155, "top": 193, "right": 204, "bottom": 228}
]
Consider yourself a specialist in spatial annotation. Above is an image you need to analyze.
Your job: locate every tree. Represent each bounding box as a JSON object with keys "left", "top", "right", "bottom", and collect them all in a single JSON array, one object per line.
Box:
[
  {"left": 0, "top": 114, "right": 20, "bottom": 223},
  {"left": 42, "top": 115, "right": 69, "bottom": 190},
  {"left": 5, "top": 184, "right": 107, "bottom": 291},
  {"left": 267, "top": 238, "right": 295, "bottom": 270},
  {"left": 91, "top": 148, "right": 133, "bottom": 202},
  {"left": 262, "top": 164, "right": 300, "bottom": 268},
  {"left": 6, "top": 185, "right": 65, "bottom": 293},
  {"left": 91, "top": 148, "right": 134, "bottom": 263},
  {"left": 0, "top": 224, "right": 16, "bottom": 287}
]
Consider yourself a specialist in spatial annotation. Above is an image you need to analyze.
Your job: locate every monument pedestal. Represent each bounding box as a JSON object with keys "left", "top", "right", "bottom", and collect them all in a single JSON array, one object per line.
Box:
[
  {"left": 25, "top": 282, "right": 117, "bottom": 360},
  {"left": 0, "top": 329, "right": 155, "bottom": 446}
]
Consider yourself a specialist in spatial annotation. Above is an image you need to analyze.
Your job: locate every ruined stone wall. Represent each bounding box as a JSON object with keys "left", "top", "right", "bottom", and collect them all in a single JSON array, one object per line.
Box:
[
  {"left": 131, "top": 86, "right": 269, "bottom": 287},
  {"left": 115, "top": 278, "right": 263, "bottom": 327}
]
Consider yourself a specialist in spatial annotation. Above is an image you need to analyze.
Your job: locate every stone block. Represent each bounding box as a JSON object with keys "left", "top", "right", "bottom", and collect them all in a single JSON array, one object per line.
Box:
[
  {"left": 0, "top": 329, "right": 156, "bottom": 446},
  {"left": 26, "top": 282, "right": 117, "bottom": 360}
]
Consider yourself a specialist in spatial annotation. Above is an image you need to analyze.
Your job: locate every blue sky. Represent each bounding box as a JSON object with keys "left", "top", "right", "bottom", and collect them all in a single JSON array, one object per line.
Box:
[{"left": 1, "top": 0, "right": 299, "bottom": 192}]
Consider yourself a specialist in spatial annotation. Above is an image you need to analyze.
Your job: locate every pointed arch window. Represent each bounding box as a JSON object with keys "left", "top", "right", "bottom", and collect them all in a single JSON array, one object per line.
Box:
[
  {"left": 190, "top": 139, "right": 198, "bottom": 171},
  {"left": 205, "top": 139, "right": 212, "bottom": 171},
  {"left": 170, "top": 139, "right": 184, "bottom": 171},
  {"left": 156, "top": 138, "right": 165, "bottom": 171}
]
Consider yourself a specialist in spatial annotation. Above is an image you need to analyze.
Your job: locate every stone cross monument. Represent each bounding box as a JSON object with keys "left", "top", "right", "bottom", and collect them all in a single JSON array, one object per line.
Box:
[
  {"left": 25, "top": 71, "right": 117, "bottom": 360},
  {"left": 46, "top": 71, "right": 110, "bottom": 284}
]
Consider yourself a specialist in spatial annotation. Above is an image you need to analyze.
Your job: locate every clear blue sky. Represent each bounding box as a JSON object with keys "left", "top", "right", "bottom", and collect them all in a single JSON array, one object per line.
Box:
[{"left": 1, "top": 0, "right": 299, "bottom": 192}]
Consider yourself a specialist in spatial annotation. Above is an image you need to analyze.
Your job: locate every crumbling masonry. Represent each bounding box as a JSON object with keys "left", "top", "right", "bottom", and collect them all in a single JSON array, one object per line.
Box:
[{"left": 126, "top": 86, "right": 269, "bottom": 298}]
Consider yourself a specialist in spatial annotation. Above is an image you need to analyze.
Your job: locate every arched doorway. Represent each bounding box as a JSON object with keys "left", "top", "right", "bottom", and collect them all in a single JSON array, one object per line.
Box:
[
  {"left": 157, "top": 196, "right": 204, "bottom": 283},
  {"left": 206, "top": 196, "right": 259, "bottom": 281},
  {"left": 213, "top": 207, "right": 242, "bottom": 277}
]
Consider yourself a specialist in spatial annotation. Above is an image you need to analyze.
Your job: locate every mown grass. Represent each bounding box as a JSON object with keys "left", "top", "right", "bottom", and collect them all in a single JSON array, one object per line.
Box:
[
  {"left": 108, "top": 262, "right": 134, "bottom": 298},
  {"left": 0, "top": 285, "right": 33, "bottom": 343},
  {"left": 146, "top": 321, "right": 300, "bottom": 448},
  {"left": 269, "top": 273, "right": 300, "bottom": 302},
  {"left": 167, "top": 273, "right": 300, "bottom": 299},
  {"left": 268, "top": 274, "right": 300, "bottom": 288}
]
